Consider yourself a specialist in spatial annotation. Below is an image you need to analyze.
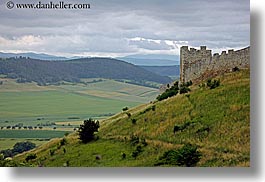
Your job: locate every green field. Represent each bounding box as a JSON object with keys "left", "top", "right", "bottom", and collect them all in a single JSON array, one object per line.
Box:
[
  {"left": 0, "top": 130, "right": 69, "bottom": 139},
  {"left": 0, "top": 78, "right": 159, "bottom": 123},
  {"left": 0, "top": 78, "right": 159, "bottom": 150}
]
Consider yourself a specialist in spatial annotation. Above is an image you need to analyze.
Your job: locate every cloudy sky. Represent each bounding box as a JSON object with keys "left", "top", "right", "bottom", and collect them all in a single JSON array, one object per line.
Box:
[{"left": 0, "top": 0, "right": 250, "bottom": 58}]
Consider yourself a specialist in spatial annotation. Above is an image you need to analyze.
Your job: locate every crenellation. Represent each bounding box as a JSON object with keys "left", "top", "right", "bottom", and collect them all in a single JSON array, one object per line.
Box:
[
  {"left": 180, "top": 46, "right": 250, "bottom": 83},
  {"left": 200, "top": 46, "right": 207, "bottom": 50}
]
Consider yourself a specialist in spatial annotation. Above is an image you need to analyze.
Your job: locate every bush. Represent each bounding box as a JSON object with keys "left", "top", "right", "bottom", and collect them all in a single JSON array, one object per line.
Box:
[
  {"left": 131, "top": 118, "right": 137, "bottom": 125},
  {"left": 129, "top": 134, "right": 139, "bottom": 146},
  {"left": 78, "top": 119, "right": 100, "bottom": 143},
  {"left": 131, "top": 145, "right": 143, "bottom": 159},
  {"left": 13, "top": 141, "right": 36, "bottom": 154},
  {"left": 126, "top": 112, "right": 131, "bottom": 118},
  {"left": 60, "top": 138, "right": 67, "bottom": 146},
  {"left": 157, "top": 81, "right": 179, "bottom": 101},
  {"left": 232, "top": 66, "right": 240, "bottom": 72},
  {"left": 173, "top": 121, "right": 194, "bottom": 133},
  {"left": 206, "top": 79, "right": 220, "bottom": 89},
  {"left": 122, "top": 107, "right": 129, "bottom": 111},
  {"left": 0, "top": 141, "right": 36, "bottom": 158},
  {"left": 49, "top": 149, "right": 55, "bottom": 156},
  {"left": 25, "top": 153, "right": 37, "bottom": 162},
  {"left": 157, "top": 144, "right": 201, "bottom": 166},
  {"left": 179, "top": 81, "right": 192, "bottom": 94},
  {"left": 179, "top": 85, "right": 191, "bottom": 94}
]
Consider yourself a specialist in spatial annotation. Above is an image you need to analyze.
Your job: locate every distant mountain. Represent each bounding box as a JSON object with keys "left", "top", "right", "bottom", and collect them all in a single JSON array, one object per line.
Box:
[
  {"left": 0, "top": 52, "right": 180, "bottom": 66},
  {"left": 121, "top": 54, "right": 179, "bottom": 61},
  {"left": 0, "top": 52, "right": 69, "bottom": 61},
  {"left": 0, "top": 57, "right": 172, "bottom": 86},
  {"left": 140, "top": 65, "right": 180, "bottom": 77},
  {"left": 118, "top": 54, "right": 179, "bottom": 66}
]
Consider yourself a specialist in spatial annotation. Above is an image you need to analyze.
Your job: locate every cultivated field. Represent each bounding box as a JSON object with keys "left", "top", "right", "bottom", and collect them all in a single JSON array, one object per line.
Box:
[{"left": 0, "top": 78, "right": 160, "bottom": 149}]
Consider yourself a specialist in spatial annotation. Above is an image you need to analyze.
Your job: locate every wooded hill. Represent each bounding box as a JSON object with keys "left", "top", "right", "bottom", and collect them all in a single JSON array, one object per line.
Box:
[{"left": 0, "top": 57, "right": 172, "bottom": 86}]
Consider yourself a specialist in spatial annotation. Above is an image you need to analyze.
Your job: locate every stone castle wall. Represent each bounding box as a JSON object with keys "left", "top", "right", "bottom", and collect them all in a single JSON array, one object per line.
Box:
[{"left": 180, "top": 46, "right": 250, "bottom": 83}]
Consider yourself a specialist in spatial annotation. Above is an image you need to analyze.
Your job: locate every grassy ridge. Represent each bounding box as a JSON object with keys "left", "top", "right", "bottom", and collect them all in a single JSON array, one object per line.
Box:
[{"left": 12, "top": 69, "right": 250, "bottom": 167}]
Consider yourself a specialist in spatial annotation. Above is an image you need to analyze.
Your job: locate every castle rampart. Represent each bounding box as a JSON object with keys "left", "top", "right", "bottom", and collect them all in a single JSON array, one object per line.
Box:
[{"left": 180, "top": 46, "right": 250, "bottom": 83}]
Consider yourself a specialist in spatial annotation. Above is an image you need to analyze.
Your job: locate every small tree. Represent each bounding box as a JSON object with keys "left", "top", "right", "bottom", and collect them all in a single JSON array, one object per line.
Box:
[
  {"left": 78, "top": 119, "right": 100, "bottom": 143},
  {"left": 157, "top": 143, "right": 201, "bottom": 167}
]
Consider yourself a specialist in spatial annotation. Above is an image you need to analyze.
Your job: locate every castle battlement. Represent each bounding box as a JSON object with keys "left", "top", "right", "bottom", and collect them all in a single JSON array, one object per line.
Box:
[{"left": 180, "top": 46, "right": 250, "bottom": 83}]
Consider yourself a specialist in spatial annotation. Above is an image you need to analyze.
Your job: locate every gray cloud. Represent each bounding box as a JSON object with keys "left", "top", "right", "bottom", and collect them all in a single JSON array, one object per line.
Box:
[{"left": 0, "top": 0, "right": 250, "bottom": 57}]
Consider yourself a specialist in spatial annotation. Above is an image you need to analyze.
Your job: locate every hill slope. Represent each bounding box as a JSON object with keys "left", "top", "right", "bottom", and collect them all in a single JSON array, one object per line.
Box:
[
  {"left": 141, "top": 65, "right": 180, "bottom": 77},
  {"left": 0, "top": 57, "right": 172, "bottom": 86},
  {"left": 11, "top": 69, "right": 250, "bottom": 167}
]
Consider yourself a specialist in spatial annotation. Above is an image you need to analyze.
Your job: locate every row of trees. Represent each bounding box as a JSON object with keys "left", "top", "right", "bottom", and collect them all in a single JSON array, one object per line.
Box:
[{"left": 1, "top": 126, "right": 43, "bottom": 130}]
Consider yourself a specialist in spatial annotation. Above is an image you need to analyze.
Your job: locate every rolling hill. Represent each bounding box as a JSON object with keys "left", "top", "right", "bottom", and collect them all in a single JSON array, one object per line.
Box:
[
  {"left": 0, "top": 57, "right": 172, "bottom": 86},
  {"left": 141, "top": 65, "right": 180, "bottom": 77},
  {"left": 9, "top": 69, "right": 250, "bottom": 167}
]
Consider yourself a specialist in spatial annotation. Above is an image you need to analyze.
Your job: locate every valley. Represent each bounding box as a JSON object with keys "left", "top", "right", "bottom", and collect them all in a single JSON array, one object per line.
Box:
[{"left": 0, "top": 77, "right": 160, "bottom": 149}]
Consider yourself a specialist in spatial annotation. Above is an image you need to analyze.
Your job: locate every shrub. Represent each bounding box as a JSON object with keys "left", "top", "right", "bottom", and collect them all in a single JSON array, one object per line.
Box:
[
  {"left": 179, "top": 81, "right": 192, "bottom": 94},
  {"left": 179, "top": 85, "right": 191, "bottom": 94},
  {"left": 25, "top": 153, "right": 37, "bottom": 162},
  {"left": 206, "top": 79, "right": 220, "bottom": 89},
  {"left": 157, "top": 144, "right": 201, "bottom": 166},
  {"left": 122, "top": 107, "right": 129, "bottom": 111},
  {"left": 121, "top": 152, "right": 126, "bottom": 159},
  {"left": 60, "top": 138, "right": 67, "bottom": 146},
  {"left": 141, "top": 138, "right": 148, "bottom": 146},
  {"left": 132, "top": 145, "right": 143, "bottom": 159},
  {"left": 129, "top": 134, "right": 139, "bottom": 146},
  {"left": 13, "top": 141, "right": 36, "bottom": 154},
  {"left": 126, "top": 112, "right": 131, "bottom": 118},
  {"left": 131, "top": 118, "right": 137, "bottom": 125},
  {"left": 173, "top": 121, "right": 194, "bottom": 133},
  {"left": 49, "top": 149, "right": 55, "bottom": 156},
  {"left": 232, "top": 66, "right": 240, "bottom": 72},
  {"left": 157, "top": 81, "right": 179, "bottom": 101},
  {"left": 78, "top": 118, "right": 100, "bottom": 143}
]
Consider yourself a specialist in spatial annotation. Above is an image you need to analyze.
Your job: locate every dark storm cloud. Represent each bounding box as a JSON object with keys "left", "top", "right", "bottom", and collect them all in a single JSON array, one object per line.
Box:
[{"left": 0, "top": 0, "right": 250, "bottom": 56}]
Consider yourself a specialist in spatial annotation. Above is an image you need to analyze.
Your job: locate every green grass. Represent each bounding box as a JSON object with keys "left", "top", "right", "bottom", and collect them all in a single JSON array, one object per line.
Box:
[
  {"left": 0, "top": 130, "right": 69, "bottom": 139},
  {"left": 9, "top": 69, "right": 250, "bottom": 167},
  {"left": 0, "top": 90, "right": 141, "bottom": 122}
]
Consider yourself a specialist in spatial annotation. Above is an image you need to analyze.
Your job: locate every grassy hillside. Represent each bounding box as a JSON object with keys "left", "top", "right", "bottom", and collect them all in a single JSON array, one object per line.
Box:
[{"left": 10, "top": 69, "right": 250, "bottom": 167}]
